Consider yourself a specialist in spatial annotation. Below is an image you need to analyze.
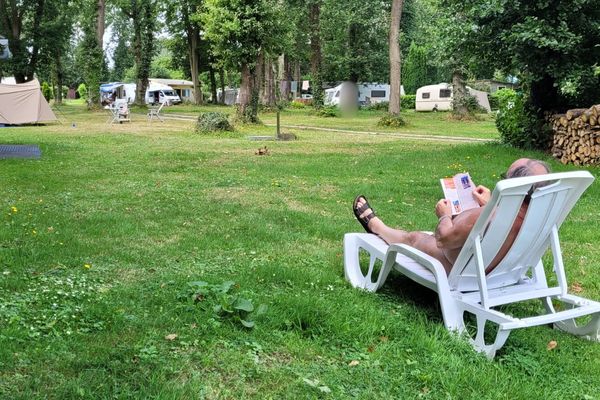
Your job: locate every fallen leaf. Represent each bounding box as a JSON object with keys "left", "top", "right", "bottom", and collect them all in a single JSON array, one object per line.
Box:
[
  {"left": 379, "top": 336, "right": 389, "bottom": 342},
  {"left": 570, "top": 282, "right": 583, "bottom": 293},
  {"left": 165, "top": 334, "right": 178, "bottom": 341},
  {"left": 547, "top": 340, "right": 558, "bottom": 351},
  {"left": 348, "top": 360, "right": 359, "bottom": 367},
  {"left": 367, "top": 345, "right": 375, "bottom": 353}
]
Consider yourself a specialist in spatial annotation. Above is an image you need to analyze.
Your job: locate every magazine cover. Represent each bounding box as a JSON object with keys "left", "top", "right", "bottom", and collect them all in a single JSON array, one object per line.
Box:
[{"left": 440, "top": 172, "right": 480, "bottom": 215}]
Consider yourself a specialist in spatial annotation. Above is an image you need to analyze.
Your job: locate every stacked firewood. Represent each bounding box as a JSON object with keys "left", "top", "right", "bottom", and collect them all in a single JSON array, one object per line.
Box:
[{"left": 550, "top": 105, "right": 600, "bottom": 165}]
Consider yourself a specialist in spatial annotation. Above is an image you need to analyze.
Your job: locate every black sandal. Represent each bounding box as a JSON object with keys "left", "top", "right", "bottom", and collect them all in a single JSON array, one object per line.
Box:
[{"left": 353, "top": 195, "right": 377, "bottom": 234}]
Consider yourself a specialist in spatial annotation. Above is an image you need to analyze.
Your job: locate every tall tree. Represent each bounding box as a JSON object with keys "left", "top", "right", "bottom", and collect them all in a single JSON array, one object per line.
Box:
[
  {"left": 39, "top": 0, "right": 75, "bottom": 104},
  {"left": 402, "top": 42, "right": 428, "bottom": 94},
  {"left": 442, "top": 0, "right": 600, "bottom": 147},
  {"left": 165, "top": 0, "right": 204, "bottom": 105},
  {"left": 203, "top": 0, "right": 285, "bottom": 121},
  {"left": 308, "top": 0, "right": 323, "bottom": 107},
  {"left": 388, "top": 0, "right": 403, "bottom": 115},
  {"left": 81, "top": 0, "right": 105, "bottom": 107},
  {"left": 120, "top": 0, "right": 156, "bottom": 106},
  {"left": 0, "top": 0, "right": 47, "bottom": 83}
]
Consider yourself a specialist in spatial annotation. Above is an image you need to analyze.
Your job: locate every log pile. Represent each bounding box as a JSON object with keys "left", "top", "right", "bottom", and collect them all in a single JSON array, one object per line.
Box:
[{"left": 550, "top": 105, "right": 600, "bottom": 165}]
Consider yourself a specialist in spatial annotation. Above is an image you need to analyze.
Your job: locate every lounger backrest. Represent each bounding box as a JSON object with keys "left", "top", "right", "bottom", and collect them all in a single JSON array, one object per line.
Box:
[{"left": 448, "top": 171, "right": 594, "bottom": 291}]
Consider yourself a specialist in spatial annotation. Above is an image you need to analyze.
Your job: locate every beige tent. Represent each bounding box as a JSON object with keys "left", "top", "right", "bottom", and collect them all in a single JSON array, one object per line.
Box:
[{"left": 0, "top": 79, "right": 57, "bottom": 124}]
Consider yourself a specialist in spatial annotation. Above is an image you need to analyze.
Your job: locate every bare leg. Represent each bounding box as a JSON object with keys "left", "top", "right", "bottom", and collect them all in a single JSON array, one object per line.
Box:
[{"left": 356, "top": 197, "right": 453, "bottom": 273}]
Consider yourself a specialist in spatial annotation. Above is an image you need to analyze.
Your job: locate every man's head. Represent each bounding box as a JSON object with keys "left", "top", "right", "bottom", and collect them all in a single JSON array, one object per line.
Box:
[
  {"left": 504, "top": 158, "right": 551, "bottom": 203},
  {"left": 505, "top": 158, "right": 550, "bottom": 179}
]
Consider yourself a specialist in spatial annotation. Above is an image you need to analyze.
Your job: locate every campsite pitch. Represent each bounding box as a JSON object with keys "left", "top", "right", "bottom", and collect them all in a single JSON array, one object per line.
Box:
[{"left": 1, "top": 102, "right": 599, "bottom": 398}]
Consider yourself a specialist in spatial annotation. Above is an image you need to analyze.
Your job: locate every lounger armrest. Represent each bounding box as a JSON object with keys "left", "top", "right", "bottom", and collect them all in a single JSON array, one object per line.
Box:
[{"left": 386, "top": 243, "right": 448, "bottom": 283}]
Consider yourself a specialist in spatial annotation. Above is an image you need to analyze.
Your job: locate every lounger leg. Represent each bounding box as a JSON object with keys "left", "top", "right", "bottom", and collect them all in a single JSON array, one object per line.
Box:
[
  {"left": 468, "top": 314, "right": 511, "bottom": 359},
  {"left": 343, "top": 234, "right": 387, "bottom": 292},
  {"left": 554, "top": 312, "right": 600, "bottom": 341}
]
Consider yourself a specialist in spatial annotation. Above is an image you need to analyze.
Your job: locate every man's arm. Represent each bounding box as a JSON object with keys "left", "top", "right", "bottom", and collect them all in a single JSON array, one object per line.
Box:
[{"left": 434, "top": 199, "right": 481, "bottom": 249}]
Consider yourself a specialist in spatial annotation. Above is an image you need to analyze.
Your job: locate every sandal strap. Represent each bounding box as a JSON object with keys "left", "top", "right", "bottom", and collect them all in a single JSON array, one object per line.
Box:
[{"left": 355, "top": 202, "right": 376, "bottom": 217}]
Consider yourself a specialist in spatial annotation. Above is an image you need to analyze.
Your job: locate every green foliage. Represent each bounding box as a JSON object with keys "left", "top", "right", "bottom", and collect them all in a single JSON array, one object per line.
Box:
[
  {"left": 290, "top": 100, "right": 308, "bottom": 109},
  {"left": 377, "top": 113, "right": 407, "bottom": 127},
  {"left": 202, "top": 0, "right": 285, "bottom": 70},
  {"left": 489, "top": 92, "right": 500, "bottom": 111},
  {"left": 403, "top": 42, "right": 430, "bottom": 94},
  {"left": 180, "top": 281, "right": 266, "bottom": 328},
  {"left": 364, "top": 101, "right": 389, "bottom": 111},
  {"left": 443, "top": 0, "right": 600, "bottom": 148},
  {"left": 196, "top": 112, "right": 233, "bottom": 133},
  {"left": 452, "top": 93, "right": 485, "bottom": 116},
  {"left": 0, "top": 270, "right": 107, "bottom": 338},
  {"left": 41, "top": 81, "right": 53, "bottom": 101},
  {"left": 77, "top": 83, "right": 88, "bottom": 100},
  {"left": 314, "top": 105, "right": 338, "bottom": 118},
  {"left": 401, "top": 95, "right": 416, "bottom": 110},
  {"left": 495, "top": 89, "right": 551, "bottom": 149}
]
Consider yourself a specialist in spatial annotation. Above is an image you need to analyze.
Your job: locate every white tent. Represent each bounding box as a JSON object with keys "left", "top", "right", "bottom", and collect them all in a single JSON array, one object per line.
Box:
[{"left": 0, "top": 79, "right": 57, "bottom": 124}]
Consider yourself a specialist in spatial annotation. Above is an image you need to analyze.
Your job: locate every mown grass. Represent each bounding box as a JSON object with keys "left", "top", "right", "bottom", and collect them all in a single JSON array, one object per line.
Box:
[
  {"left": 1, "top": 102, "right": 599, "bottom": 399},
  {"left": 157, "top": 102, "right": 498, "bottom": 140}
]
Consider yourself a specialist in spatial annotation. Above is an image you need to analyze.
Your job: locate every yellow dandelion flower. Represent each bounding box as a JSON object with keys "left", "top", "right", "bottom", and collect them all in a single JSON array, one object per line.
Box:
[
  {"left": 32, "top": 230, "right": 37, "bottom": 235},
  {"left": 10, "top": 206, "right": 17, "bottom": 213},
  {"left": 84, "top": 264, "right": 91, "bottom": 269}
]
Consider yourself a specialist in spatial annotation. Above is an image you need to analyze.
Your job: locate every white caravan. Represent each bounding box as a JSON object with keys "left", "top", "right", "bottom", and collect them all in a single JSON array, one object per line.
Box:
[
  {"left": 415, "top": 83, "right": 491, "bottom": 112},
  {"left": 325, "top": 83, "right": 405, "bottom": 107}
]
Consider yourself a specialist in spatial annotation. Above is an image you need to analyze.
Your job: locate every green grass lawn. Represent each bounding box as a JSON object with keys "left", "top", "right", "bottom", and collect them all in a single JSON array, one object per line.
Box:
[
  {"left": 1, "top": 102, "right": 599, "bottom": 399},
  {"left": 158, "top": 103, "right": 499, "bottom": 140}
]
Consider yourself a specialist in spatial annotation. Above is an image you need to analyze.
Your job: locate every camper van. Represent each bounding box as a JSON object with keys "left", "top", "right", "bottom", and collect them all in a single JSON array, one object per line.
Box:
[
  {"left": 100, "top": 82, "right": 181, "bottom": 105},
  {"left": 415, "top": 83, "right": 491, "bottom": 112},
  {"left": 145, "top": 83, "right": 181, "bottom": 105},
  {"left": 325, "top": 83, "right": 405, "bottom": 107}
]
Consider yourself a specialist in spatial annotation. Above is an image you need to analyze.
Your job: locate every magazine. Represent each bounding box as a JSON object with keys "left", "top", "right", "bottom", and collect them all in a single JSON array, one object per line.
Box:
[{"left": 440, "top": 172, "right": 480, "bottom": 215}]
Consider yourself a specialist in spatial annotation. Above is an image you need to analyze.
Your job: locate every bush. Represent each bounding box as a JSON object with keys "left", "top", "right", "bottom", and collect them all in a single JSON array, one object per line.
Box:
[
  {"left": 489, "top": 92, "right": 500, "bottom": 111},
  {"left": 377, "top": 114, "right": 406, "bottom": 127},
  {"left": 77, "top": 83, "right": 88, "bottom": 100},
  {"left": 196, "top": 112, "right": 233, "bottom": 133},
  {"left": 364, "top": 101, "right": 388, "bottom": 111},
  {"left": 290, "top": 100, "right": 307, "bottom": 109},
  {"left": 41, "top": 82, "right": 53, "bottom": 101},
  {"left": 315, "top": 105, "right": 338, "bottom": 117},
  {"left": 452, "top": 93, "right": 486, "bottom": 116},
  {"left": 401, "top": 95, "right": 416, "bottom": 110},
  {"left": 495, "top": 89, "right": 552, "bottom": 149},
  {"left": 363, "top": 101, "right": 390, "bottom": 111}
]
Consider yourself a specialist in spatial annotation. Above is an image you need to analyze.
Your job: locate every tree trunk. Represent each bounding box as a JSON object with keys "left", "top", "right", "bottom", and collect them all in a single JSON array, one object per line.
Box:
[
  {"left": 451, "top": 70, "right": 468, "bottom": 116},
  {"left": 388, "top": 0, "right": 403, "bottom": 115},
  {"left": 256, "top": 50, "right": 265, "bottom": 104},
  {"left": 209, "top": 66, "right": 217, "bottom": 104},
  {"left": 53, "top": 51, "right": 63, "bottom": 105},
  {"left": 308, "top": 1, "right": 323, "bottom": 107},
  {"left": 280, "top": 54, "right": 291, "bottom": 100},
  {"left": 237, "top": 63, "right": 253, "bottom": 119},
  {"left": 262, "top": 57, "right": 276, "bottom": 106},
  {"left": 219, "top": 68, "right": 226, "bottom": 104},
  {"left": 188, "top": 30, "right": 202, "bottom": 105},
  {"left": 96, "top": 0, "right": 106, "bottom": 50}
]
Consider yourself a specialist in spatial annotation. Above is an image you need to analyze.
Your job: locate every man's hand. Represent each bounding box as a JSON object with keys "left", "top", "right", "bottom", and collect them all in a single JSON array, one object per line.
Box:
[
  {"left": 435, "top": 199, "right": 452, "bottom": 218},
  {"left": 473, "top": 185, "right": 491, "bottom": 206}
]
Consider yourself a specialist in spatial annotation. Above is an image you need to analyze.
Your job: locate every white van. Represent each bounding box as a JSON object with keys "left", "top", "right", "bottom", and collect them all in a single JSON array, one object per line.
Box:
[
  {"left": 145, "top": 83, "right": 181, "bottom": 105},
  {"left": 415, "top": 83, "right": 491, "bottom": 112}
]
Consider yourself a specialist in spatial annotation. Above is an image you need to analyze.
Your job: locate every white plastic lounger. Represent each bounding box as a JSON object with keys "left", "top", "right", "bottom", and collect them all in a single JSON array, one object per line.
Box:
[{"left": 344, "top": 171, "right": 600, "bottom": 358}]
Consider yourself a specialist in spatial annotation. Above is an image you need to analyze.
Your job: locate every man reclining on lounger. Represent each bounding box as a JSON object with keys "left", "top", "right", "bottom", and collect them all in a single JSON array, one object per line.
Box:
[{"left": 353, "top": 158, "right": 550, "bottom": 275}]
